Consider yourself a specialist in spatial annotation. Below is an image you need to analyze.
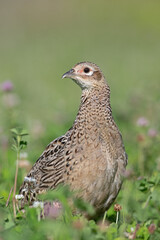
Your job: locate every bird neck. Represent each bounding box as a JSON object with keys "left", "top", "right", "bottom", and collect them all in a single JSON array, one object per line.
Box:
[
  {"left": 75, "top": 83, "right": 113, "bottom": 126},
  {"left": 81, "top": 84, "right": 111, "bottom": 110}
]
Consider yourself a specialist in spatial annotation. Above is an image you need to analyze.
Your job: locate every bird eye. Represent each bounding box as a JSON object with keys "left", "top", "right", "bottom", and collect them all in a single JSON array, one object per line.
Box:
[{"left": 84, "top": 67, "right": 90, "bottom": 73}]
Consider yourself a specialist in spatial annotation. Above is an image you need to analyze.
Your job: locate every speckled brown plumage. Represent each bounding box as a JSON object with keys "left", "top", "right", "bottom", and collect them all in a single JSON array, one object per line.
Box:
[{"left": 19, "top": 62, "right": 127, "bottom": 213}]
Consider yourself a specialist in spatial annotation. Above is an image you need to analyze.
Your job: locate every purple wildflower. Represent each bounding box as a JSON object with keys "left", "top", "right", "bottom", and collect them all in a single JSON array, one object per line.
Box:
[
  {"left": 44, "top": 201, "right": 62, "bottom": 219},
  {"left": 148, "top": 128, "right": 158, "bottom": 138},
  {"left": 136, "top": 117, "right": 149, "bottom": 127},
  {"left": 148, "top": 223, "right": 156, "bottom": 234},
  {"left": 0, "top": 80, "right": 13, "bottom": 92}
]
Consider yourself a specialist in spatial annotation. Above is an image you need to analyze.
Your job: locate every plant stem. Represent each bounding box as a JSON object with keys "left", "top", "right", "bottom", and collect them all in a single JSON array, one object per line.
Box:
[
  {"left": 102, "top": 211, "right": 107, "bottom": 224},
  {"left": 6, "top": 187, "right": 13, "bottom": 207},
  {"left": 116, "top": 211, "right": 119, "bottom": 224},
  {"left": 143, "top": 194, "right": 152, "bottom": 209},
  {"left": 12, "top": 151, "right": 19, "bottom": 218}
]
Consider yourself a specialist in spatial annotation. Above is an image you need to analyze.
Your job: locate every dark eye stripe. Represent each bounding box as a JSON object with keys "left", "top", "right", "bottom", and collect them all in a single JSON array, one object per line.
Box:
[{"left": 84, "top": 67, "right": 90, "bottom": 73}]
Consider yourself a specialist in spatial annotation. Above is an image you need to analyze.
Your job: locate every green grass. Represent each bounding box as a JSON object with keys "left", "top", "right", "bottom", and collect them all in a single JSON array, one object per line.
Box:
[{"left": 0, "top": 0, "right": 160, "bottom": 239}]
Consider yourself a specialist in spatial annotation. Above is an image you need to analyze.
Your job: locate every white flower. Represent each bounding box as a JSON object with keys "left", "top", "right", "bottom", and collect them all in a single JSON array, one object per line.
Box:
[
  {"left": 31, "top": 120, "right": 45, "bottom": 139},
  {"left": 33, "top": 201, "right": 44, "bottom": 209},
  {"left": 20, "top": 152, "right": 28, "bottom": 159},
  {"left": 15, "top": 194, "right": 24, "bottom": 200}
]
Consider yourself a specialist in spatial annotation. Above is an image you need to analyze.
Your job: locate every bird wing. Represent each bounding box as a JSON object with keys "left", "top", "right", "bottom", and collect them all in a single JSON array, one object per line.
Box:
[{"left": 19, "top": 131, "right": 72, "bottom": 199}]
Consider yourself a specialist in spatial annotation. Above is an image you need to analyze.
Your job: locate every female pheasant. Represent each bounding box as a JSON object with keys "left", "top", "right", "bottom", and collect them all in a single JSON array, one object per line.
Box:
[{"left": 19, "top": 62, "right": 127, "bottom": 214}]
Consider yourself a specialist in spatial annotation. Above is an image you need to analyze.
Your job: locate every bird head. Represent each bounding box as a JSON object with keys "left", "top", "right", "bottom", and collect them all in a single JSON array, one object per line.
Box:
[{"left": 62, "top": 62, "right": 105, "bottom": 90}]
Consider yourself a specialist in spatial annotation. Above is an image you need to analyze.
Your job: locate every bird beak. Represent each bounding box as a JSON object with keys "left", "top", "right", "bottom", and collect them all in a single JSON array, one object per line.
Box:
[{"left": 62, "top": 69, "right": 75, "bottom": 79}]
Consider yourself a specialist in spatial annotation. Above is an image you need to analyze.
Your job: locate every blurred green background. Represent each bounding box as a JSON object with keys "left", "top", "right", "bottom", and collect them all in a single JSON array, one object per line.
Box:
[
  {"left": 0, "top": 0, "right": 160, "bottom": 116},
  {"left": 0, "top": 1, "right": 160, "bottom": 239},
  {"left": 0, "top": 0, "right": 160, "bottom": 168}
]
